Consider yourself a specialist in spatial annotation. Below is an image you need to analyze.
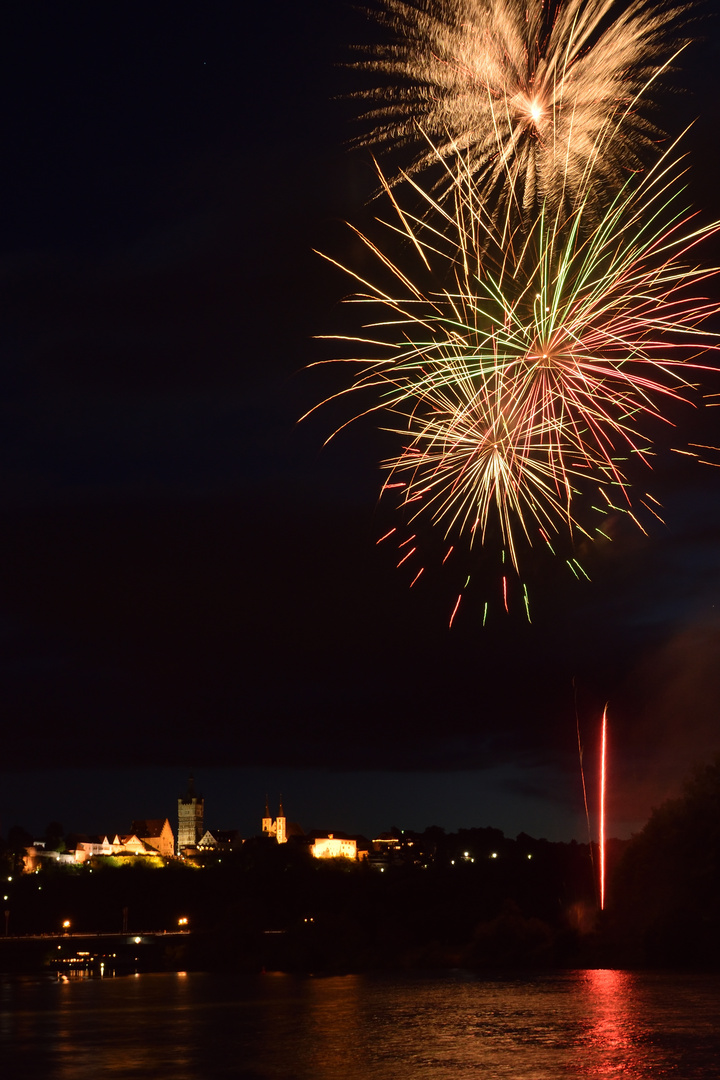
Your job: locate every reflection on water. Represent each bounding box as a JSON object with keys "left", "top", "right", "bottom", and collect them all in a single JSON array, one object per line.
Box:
[
  {"left": 1, "top": 969, "right": 719, "bottom": 1079},
  {"left": 583, "top": 969, "right": 644, "bottom": 1076},
  {"left": 302, "top": 973, "right": 365, "bottom": 1080}
]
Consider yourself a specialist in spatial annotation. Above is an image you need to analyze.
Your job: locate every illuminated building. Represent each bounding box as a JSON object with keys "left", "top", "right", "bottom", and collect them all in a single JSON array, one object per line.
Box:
[
  {"left": 372, "top": 832, "right": 402, "bottom": 853},
  {"left": 131, "top": 818, "right": 175, "bottom": 858},
  {"left": 177, "top": 776, "right": 204, "bottom": 853},
  {"left": 22, "top": 845, "right": 75, "bottom": 872},
  {"left": 73, "top": 833, "right": 162, "bottom": 862},
  {"left": 262, "top": 797, "right": 288, "bottom": 844},
  {"left": 309, "top": 833, "right": 358, "bottom": 860},
  {"left": 197, "top": 829, "right": 243, "bottom": 851}
]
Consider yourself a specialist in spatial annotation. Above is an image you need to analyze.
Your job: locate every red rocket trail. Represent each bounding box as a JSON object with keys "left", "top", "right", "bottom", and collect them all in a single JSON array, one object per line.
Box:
[{"left": 600, "top": 706, "right": 607, "bottom": 911}]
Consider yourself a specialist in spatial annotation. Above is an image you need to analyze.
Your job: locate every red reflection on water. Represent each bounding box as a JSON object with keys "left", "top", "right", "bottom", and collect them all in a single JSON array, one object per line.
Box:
[{"left": 583, "top": 969, "right": 643, "bottom": 1076}]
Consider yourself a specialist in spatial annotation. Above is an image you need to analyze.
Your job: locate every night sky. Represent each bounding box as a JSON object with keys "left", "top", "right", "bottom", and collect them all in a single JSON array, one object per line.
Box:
[{"left": 1, "top": 0, "right": 720, "bottom": 844}]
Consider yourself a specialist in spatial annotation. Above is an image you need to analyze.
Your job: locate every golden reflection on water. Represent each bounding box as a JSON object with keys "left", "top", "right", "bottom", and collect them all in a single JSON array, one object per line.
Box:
[
  {"left": 2, "top": 969, "right": 718, "bottom": 1079},
  {"left": 51, "top": 970, "right": 197, "bottom": 1079},
  {"left": 301, "top": 975, "right": 367, "bottom": 1080}
]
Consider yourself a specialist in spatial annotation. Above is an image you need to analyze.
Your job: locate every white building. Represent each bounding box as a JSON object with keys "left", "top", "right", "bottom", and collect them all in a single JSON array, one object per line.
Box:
[{"left": 310, "top": 834, "right": 358, "bottom": 860}]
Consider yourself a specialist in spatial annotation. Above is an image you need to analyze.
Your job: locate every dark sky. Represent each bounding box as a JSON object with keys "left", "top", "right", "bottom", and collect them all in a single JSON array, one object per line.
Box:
[{"left": 1, "top": 0, "right": 720, "bottom": 843}]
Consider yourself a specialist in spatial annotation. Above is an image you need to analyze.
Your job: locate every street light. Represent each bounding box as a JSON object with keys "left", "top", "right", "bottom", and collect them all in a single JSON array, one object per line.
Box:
[
  {"left": 178, "top": 917, "right": 189, "bottom": 931},
  {"left": 62, "top": 919, "right": 71, "bottom": 934}
]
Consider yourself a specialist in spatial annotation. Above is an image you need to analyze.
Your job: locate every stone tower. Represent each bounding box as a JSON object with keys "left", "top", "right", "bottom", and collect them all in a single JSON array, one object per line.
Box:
[{"left": 177, "top": 776, "right": 204, "bottom": 853}]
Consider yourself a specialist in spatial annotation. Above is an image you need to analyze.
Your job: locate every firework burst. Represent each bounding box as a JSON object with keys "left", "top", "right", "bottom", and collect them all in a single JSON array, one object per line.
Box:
[
  {"left": 310, "top": 143, "right": 720, "bottom": 618},
  {"left": 351, "top": 0, "right": 688, "bottom": 216}
]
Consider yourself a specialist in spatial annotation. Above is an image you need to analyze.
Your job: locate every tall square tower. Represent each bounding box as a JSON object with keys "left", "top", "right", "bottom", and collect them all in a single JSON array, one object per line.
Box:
[{"left": 177, "top": 776, "right": 204, "bottom": 853}]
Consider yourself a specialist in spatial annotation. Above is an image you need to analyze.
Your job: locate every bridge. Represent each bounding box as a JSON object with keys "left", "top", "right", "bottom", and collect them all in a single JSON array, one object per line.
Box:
[{"left": 0, "top": 929, "right": 192, "bottom": 974}]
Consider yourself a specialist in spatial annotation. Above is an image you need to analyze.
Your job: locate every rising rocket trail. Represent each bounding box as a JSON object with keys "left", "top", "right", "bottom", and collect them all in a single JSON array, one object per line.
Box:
[{"left": 600, "top": 705, "right": 607, "bottom": 911}]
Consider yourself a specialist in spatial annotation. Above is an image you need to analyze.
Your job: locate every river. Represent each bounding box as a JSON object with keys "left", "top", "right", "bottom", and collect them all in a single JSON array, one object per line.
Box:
[{"left": 2, "top": 968, "right": 719, "bottom": 1078}]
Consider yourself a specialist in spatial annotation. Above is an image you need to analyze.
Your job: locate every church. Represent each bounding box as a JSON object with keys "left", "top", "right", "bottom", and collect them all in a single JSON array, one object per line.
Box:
[
  {"left": 262, "top": 797, "right": 360, "bottom": 860},
  {"left": 262, "top": 797, "right": 288, "bottom": 843}
]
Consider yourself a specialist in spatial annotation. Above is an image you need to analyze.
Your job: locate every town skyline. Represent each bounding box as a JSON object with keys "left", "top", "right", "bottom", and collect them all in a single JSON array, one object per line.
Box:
[{"left": 0, "top": 758, "right": 677, "bottom": 849}]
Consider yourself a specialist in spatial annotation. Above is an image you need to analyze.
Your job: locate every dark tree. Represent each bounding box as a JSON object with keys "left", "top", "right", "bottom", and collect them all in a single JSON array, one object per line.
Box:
[
  {"left": 44, "top": 822, "right": 65, "bottom": 852},
  {"left": 611, "top": 754, "right": 720, "bottom": 966}
]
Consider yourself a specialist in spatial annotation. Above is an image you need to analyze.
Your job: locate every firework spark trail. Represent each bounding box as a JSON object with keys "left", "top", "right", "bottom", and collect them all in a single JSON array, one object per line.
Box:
[
  {"left": 308, "top": 141, "right": 720, "bottom": 613},
  {"left": 575, "top": 681, "right": 593, "bottom": 844},
  {"left": 350, "top": 0, "right": 689, "bottom": 218},
  {"left": 600, "top": 705, "right": 607, "bottom": 911}
]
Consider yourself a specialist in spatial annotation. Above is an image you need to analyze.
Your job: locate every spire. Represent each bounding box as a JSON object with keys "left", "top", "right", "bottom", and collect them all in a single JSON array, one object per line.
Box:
[
  {"left": 264, "top": 794, "right": 270, "bottom": 818},
  {"left": 276, "top": 795, "right": 287, "bottom": 844}
]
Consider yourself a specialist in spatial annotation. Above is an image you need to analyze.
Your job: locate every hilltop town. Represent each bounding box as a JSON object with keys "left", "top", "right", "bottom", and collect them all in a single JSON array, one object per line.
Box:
[
  {"left": 8, "top": 777, "right": 430, "bottom": 873},
  {"left": 2, "top": 759, "right": 719, "bottom": 974}
]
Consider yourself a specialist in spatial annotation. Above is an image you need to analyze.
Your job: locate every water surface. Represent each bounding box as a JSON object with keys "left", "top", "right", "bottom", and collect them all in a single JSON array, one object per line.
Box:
[{"left": 2, "top": 968, "right": 719, "bottom": 1078}]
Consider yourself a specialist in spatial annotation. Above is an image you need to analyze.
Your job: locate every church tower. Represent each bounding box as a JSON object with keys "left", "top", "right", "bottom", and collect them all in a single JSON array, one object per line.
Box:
[
  {"left": 177, "top": 776, "right": 204, "bottom": 853},
  {"left": 261, "top": 796, "right": 287, "bottom": 844},
  {"left": 276, "top": 797, "right": 287, "bottom": 844},
  {"left": 261, "top": 795, "right": 274, "bottom": 838}
]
